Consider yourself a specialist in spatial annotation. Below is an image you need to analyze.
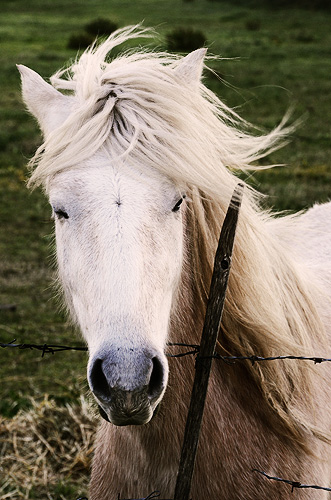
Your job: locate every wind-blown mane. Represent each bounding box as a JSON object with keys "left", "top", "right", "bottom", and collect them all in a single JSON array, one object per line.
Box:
[{"left": 28, "top": 26, "right": 328, "bottom": 450}]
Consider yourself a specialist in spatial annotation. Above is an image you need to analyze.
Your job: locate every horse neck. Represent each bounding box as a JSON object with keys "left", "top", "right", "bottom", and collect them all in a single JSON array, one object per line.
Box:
[{"left": 175, "top": 197, "right": 328, "bottom": 450}]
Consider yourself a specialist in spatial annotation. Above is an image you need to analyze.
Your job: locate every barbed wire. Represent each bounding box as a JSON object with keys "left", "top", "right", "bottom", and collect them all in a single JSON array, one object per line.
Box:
[
  {"left": 2, "top": 339, "right": 330, "bottom": 364},
  {"left": 169, "top": 343, "right": 331, "bottom": 364},
  {"left": 168, "top": 343, "right": 331, "bottom": 364},
  {"left": 253, "top": 469, "right": 331, "bottom": 493},
  {"left": 212, "top": 352, "right": 331, "bottom": 365},
  {"left": 0, "top": 339, "right": 88, "bottom": 357},
  {"left": 75, "top": 471, "right": 331, "bottom": 500}
]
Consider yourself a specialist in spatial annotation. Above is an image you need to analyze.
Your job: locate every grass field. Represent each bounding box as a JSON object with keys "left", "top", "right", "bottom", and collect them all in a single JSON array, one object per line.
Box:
[{"left": 0, "top": 0, "right": 330, "bottom": 498}]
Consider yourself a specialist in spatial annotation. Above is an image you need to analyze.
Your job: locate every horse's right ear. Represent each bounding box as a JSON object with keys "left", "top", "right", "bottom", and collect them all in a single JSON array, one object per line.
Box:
[{"left": 17, "top": 65, "right": 71, "bottom": 136}]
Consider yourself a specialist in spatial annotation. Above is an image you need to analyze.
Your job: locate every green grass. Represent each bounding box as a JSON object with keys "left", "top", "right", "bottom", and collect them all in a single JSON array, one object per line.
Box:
[{"left": 0, "top": 1, "right": 330, "bottom": 497}]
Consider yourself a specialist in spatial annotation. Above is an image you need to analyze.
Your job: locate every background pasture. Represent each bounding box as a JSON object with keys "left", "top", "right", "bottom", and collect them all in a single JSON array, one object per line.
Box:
[{"left": 0, "top": 0, "right": 330, "bottom": 497}]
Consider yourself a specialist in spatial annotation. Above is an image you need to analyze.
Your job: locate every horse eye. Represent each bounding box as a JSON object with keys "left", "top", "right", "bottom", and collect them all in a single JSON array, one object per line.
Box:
[
  {"left": 172, "top": 195, "right": 186, "bottom": 213},
  {"left": 54, "top": 209, "right": 69, "bottom": 220}
]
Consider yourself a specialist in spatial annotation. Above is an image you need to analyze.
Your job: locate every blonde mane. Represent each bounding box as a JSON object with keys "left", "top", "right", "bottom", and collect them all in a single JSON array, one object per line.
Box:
[{"left": 28, "top": 26, "right": 328, "bottom": 449}]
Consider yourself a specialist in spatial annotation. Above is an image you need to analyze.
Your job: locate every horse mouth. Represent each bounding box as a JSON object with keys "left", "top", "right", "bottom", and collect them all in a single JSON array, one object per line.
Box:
[{"left": 97, "top": 394, "right": 155, "bottom": 426}]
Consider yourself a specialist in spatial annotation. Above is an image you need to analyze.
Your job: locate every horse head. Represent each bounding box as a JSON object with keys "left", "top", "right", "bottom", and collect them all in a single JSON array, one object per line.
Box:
[{"left": 18, "top": 44, "right": 206, "bottom": 426}]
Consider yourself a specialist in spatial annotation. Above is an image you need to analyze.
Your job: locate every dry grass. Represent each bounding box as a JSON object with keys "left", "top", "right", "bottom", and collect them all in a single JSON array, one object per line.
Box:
[{"left": 0, "top": 396, "right": 97, "bottom": 499}]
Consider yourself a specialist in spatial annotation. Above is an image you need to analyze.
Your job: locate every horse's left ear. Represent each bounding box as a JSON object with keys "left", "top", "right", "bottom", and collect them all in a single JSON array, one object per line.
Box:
[{"left": 174, "top": 48, "right": 207, "bottom": 88}]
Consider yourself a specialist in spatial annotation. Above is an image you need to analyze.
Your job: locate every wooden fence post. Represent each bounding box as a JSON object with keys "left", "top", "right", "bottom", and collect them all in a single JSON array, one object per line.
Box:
[{"left": 173, "top": 183, "right": 244, "bottom": 500}]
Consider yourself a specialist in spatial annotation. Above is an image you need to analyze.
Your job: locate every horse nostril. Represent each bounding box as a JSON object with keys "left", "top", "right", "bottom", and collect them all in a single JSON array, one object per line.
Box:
[
  {"left": 90, "top": 358, "right": 111, "bottom": 399},
  {"left": 148, "top": 356, "right": 164, "bottom": 400}
]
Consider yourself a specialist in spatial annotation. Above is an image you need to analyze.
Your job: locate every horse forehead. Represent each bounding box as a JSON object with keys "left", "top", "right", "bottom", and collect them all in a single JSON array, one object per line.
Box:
[{"left": 49, "top": 161, "right": 176, "bottom": 202}]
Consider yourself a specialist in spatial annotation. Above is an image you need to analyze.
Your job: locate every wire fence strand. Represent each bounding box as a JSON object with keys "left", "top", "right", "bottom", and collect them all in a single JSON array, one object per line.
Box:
[
  {"left": 74, "top": 468, "right": 331, "bottom": 500},
  {"left": 0, "top": 339, "right": 88, "bottom": 356},
  {"left": 1, "top": 339, "right": 330, "bottom": 364},
  {"left": 168, "top": 343, "right": 331, "bottom": 364},
  {"left": 253, "top": 469, "right": 331, "bottom": 493}
]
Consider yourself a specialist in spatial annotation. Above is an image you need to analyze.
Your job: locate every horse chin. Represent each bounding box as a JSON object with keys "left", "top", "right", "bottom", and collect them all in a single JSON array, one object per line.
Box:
[{"left": 97, "top": 403, "right": 155, "bottom": 426}]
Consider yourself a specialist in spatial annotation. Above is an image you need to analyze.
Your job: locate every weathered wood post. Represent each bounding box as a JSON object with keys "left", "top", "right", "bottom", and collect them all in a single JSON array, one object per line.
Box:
[{"left": 173, "top": 183, "right": 244, "bottom": 500}]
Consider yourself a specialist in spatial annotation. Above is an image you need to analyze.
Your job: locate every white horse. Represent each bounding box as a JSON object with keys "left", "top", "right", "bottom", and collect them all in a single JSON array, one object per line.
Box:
[{"left": 19, "top": 26, "right": 331, "bottom": 499}]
